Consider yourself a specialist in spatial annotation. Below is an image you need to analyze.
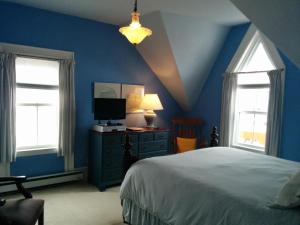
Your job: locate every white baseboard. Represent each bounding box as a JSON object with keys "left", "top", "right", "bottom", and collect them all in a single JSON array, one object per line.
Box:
[{"left": 0, "top": 168, "right": 87, "bottom": 194}]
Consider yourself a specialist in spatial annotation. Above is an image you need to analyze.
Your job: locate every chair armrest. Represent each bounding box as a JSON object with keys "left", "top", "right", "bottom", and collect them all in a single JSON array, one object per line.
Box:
[{"left": 0, "top": 176, "right": 32, "bottom": 199}]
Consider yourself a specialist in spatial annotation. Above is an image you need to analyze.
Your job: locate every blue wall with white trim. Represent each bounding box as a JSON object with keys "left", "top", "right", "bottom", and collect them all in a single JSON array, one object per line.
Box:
[{"left": 0, "top": 2, "right": 183, "bottom": 176}]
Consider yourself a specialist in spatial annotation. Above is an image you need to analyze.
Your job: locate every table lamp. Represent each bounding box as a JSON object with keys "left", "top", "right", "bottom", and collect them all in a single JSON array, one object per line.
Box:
[{"left": 140, "top": 94, "right": 163, "bottom": 127}]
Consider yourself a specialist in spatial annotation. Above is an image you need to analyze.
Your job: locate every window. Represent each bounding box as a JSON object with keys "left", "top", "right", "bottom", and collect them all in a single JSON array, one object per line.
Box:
[
  {"left": 222, "top": 25, "right": 284, "bottom": 156},
  {"left": 231, "top": 31, "right": 276, "bottom": 152},
  {"left": 233, "top": 73, "right": 270, "bottom": 150},
  {"left": 16, "top": 57, "right": 59, "bottom": 153}
]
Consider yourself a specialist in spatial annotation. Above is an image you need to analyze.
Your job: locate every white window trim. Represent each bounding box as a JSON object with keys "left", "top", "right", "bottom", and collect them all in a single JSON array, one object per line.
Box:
[
  {"left": 226, "top": 24, "right": 285, "bottom": 73},
  {"left": 226, "top": 24, "right": 285, "bottom": 153},
  {"left": 0, "top": 163, "right": 10, "bottom": 176},
  {"left": 0, "top": 42, "right": 74, "bottom": 60},
  {"left": 17, "top": 148, "right": 58, "bottom": 157},
  {"left": 231, "top": 144, "right": 265, "bottom": 154},
  {"left": 0, "top": 43, "right": 73, "bottom": 157},
  {"left": 15, "top": 56, "right": 60, "bottom": 156}
]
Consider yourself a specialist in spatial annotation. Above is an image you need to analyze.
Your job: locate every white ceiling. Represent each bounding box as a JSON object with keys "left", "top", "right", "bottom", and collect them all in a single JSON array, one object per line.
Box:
[{"left": 4, "top": 0, "right": 248, "bottom": 25}]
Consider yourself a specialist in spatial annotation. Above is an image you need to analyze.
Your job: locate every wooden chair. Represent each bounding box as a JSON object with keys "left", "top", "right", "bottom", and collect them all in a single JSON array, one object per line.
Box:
[
  {"left": 172, "top": 118, "right": 204, "bottom": 153},
  {"left": 0, "top": 176, "right": 44, "bottom": 225}
]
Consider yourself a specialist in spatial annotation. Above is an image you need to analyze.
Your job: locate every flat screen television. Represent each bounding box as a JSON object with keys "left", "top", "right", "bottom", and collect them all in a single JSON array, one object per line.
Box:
[{"left": 94, "top": 98, "right": 126, "bottom": 120}]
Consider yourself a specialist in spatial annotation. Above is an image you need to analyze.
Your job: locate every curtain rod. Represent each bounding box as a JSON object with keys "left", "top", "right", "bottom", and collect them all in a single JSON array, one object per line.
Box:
[
  {"left": 227, "top": 68, "right": 284, "bottom": 75},
  {"left": 0, "top": 51, "right": 68, "bottom": 61},
  {"left": 16, "top": 53, "right": 61, "bottom": 62},
  {"left": 16, "top": 54, "right": 76, "bottom": 65},
  {"left": 0, "top": 43, "right": 74, "bottom": 61}
]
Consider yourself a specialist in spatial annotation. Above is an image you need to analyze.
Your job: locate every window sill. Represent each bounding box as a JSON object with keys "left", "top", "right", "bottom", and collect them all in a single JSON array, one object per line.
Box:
[
  {"left": 16, "top": 148, "right": 58, "bottom": 157},
  {"left": 232, "top": 145, "right": 265, "bottom": 155}
]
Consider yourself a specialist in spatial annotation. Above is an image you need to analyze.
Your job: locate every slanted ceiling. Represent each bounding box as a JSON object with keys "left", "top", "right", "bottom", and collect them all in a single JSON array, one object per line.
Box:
[
  {"left": 231, "top": 0, "right": 300, "bottom": 69},
  {"left": 138, "top": 12, "right": 229, "bottom": 110}
]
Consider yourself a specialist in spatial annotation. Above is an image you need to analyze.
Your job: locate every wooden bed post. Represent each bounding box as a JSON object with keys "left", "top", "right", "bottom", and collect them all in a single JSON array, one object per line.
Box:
[
  {"left": 210, "top": 126, "right": 219, "bottom": 147},
  {"left": 123, "top": 134, "right": 138, "bottom": 177}
]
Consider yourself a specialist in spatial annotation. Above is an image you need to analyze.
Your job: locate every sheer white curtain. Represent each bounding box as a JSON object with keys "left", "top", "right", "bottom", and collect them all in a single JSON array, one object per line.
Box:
[
  {"left": 220, "top": 73, "right": 237, "bottom": 146},
  {"left": 58, "top": 59, "right": 76, "bottom": 171},
  {"left": 265, "top": 69, "right": 284, "bottom": 157},
  {"left": 0, "top": 53, "right": 16, "bottom": 164}
]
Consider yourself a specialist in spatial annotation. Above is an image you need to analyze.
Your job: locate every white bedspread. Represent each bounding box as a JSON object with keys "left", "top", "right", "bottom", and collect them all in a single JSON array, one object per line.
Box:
[{"left": 120, "top": 147, "right": 300, "bottom": 225}]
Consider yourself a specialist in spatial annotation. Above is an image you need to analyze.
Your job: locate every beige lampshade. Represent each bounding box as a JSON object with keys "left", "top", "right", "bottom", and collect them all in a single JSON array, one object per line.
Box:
[{"left": 140, "top": 94, "right": 163, "bottom": 110}]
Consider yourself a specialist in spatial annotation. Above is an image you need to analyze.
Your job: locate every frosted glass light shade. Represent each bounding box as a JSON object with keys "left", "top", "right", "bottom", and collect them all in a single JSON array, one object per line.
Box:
[
  {"left": 119, "top": 12, "right": 152, "bottom": 45},
  {"left": 140, "top": 94, "right": 163, "bottom": 111}
]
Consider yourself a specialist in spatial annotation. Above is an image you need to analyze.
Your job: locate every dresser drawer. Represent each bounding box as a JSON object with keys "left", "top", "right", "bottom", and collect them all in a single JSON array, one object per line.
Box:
[
  {"left": 130, "top": 143, "right": 138, "bottom": 156},
  {"left": 154, "top": 132, "right": 168, "bottom": 140},
  {"left": 103, "top": 144, "right": 137, "bottom": 169},
  {"left": 103, "top": 135, "right": 122, "bottom": 146},
  {"left": 113, "top": 144, "right": 138, "bottom": 156},
  {"left": 103, "top": 152, "right": 123, "bottom": 169},
  {"left": 140, "top": 133, "right": 154, "bottom": 142},
  {"left": 122, "top": 134, "right": 138, "bottom": 143},
  {"left": 89, "top": 129, "right": 170, "bottom": 191},
  {"left": 139, "top": 150, "right": 167, "bottom": 159},
  {"left": 103, "top": 142, "right": 138, "bottom": 154},
  {"left": 103, "top": 146, "right": 123, "bottom": 155},
  {"left": 139, "top": 140, "right": 168, "bottom": 153},
  {"left": 102, "top": 168, "right": 122, "bottom": 182}
]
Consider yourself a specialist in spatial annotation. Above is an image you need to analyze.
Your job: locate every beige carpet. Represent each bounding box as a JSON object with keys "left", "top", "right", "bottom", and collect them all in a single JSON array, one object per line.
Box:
[{"left": 6, "top": 182, "right": 126, "bottom": 225}]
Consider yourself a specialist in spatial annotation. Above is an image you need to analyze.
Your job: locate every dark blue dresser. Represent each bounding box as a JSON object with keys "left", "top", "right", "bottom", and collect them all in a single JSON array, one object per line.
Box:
[{"left": 88, "top": 129, "right": 170, "bottom": 191}]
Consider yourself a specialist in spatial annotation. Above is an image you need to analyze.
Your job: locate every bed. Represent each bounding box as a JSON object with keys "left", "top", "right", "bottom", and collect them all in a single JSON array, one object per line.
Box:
[{"left": 120, "top": 147, "right": 300, "bottom": 225}]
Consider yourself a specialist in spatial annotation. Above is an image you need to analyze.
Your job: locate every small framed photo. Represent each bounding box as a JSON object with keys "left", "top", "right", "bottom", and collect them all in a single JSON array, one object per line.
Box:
[{"left": 94, "top": 82, "right": 121, "bottom": 98}]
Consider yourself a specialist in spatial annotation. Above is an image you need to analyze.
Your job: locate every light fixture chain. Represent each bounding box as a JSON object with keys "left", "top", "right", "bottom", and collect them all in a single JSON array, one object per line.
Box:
[{"left": 134, "top": 0, "right": 138, "bottom": 12}]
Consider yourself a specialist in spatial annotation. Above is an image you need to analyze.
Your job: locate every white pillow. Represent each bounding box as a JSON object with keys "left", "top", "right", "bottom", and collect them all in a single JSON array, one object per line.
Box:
[{"left": 271, "top": 170, "right": 300, "bottom": 209}]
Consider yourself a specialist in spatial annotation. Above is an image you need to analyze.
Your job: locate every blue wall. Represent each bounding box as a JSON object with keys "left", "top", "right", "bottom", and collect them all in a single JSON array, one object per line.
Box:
[
  {"left": 0, "top": 2, "right": 183, "bottom": 176},
  {"left": 185, "top": 24, "right": 249, "bottom": 144},
  {"left": 280, "top": 53, "right": 300, "bottom": 161},
  {"left": 186, "top": 23, "right": 300, "bottom": 162}
]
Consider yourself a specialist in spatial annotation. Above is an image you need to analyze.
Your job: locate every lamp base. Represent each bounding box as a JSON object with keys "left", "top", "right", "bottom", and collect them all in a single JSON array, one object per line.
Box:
[{"left": 144, "top": 112, "right": 156, "bottom": 128}]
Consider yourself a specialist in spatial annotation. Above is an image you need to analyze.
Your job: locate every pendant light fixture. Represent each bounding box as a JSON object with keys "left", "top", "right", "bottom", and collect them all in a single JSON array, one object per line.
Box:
[{"left": 119, "top": 0, "right": 152, "bottom": 45}]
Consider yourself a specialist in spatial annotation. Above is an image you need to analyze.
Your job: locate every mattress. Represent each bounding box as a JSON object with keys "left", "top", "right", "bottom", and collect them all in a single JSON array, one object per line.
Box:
[{"left": 120, "top": 147, "right": 300, "bottom": 225}]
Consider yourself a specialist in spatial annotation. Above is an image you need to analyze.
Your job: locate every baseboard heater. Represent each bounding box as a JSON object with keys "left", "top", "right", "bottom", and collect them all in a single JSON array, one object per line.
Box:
[{"left": 0, "top": 169, "right": 86, "bottom": 194}]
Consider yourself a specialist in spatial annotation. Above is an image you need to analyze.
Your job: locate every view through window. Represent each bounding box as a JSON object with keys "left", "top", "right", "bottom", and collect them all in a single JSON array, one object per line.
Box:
[
  {"left": 232, "top": 37, "right": 275, "bottom": 151},
  {"left": 16, "top": 57, "right": 59, "bottom": 152}
]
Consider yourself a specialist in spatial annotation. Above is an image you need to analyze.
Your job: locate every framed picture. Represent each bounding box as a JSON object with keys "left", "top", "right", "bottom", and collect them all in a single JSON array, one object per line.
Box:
[
  {"left": 94, "top": 82, "right": 121, "bottom": 98},
  {"left": 121, "top": 84, "right": 144, "bottom": 113}
]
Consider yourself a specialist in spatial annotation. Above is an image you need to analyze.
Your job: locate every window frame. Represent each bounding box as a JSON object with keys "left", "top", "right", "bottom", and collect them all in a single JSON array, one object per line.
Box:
[
  {"left": 15, "top": 57, "right": 60, "bottom": 156},
  {"left": 226, "top": 25, "right": 285, "bottom": 73},
  {"left": 225, "top": 24, "right": 285, "bottom": 154},
  {"left": 231, "top": 82, "right": 270, "bottom": 152},
  {"left": 0, "top": 43, "right": 73, "bottom": 158}
]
